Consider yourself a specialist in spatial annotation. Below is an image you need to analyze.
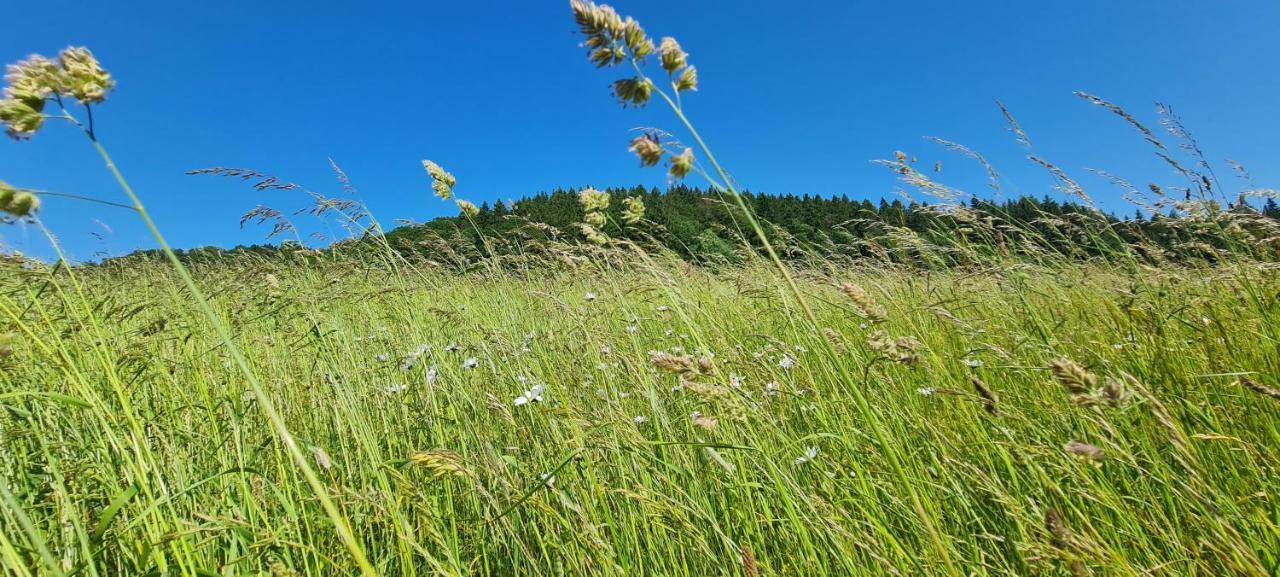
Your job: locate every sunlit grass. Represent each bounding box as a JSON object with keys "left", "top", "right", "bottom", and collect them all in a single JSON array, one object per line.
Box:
[{"left": 2, "top": 254, "right": 1276, "bottom": 575}]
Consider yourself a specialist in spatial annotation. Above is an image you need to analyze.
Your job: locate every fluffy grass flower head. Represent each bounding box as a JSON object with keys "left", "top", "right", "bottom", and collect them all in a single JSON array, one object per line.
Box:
[
  {"left": 579, "top": 187, "right": 611, "bottom": 212},
  {"left": 0, "top": 180, "right": 40, "bottom": 218},
  {"left": 622, "top": 195, "right": 645, "bottom": 224},
  {"left": 1, "top": 47, "right": 114, "bottom": 139},
  {"left": 422, "top": 160, "right": 456, "bottom": 199},
  {"left": 456, "top": 199, "right": 479, "bottom": 217}
]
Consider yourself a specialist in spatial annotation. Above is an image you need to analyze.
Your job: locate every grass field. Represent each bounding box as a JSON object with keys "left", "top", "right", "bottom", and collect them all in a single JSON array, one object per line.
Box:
[
  {"left": 2, "top": 253, "right": 1278, "bottom": 575},
  {"left": 3, "top": 2, "right": 1280, "bottom": 574}
]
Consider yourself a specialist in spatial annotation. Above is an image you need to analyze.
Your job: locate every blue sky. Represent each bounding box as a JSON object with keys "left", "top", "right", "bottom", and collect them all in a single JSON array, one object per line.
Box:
[{"left": 2, "top": 0, "right": 1277, "bottom": 261}]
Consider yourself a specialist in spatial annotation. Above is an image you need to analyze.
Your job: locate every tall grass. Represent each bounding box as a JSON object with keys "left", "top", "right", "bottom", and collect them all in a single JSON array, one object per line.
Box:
[
  {"left": 2, "top": 253, "right": 1278, "bottom": 575},
  {"left": 2, "top": 3, "right": 1279, "bottom": 575}
]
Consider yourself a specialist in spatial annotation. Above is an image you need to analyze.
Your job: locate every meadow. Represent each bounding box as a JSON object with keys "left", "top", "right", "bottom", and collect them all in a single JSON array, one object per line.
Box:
[
  {"left": 2, "top": 252, "right": 1278, "bottom": 575},
  {"left": 2, "top": 1, "right": 1280, "bottom": 575}
]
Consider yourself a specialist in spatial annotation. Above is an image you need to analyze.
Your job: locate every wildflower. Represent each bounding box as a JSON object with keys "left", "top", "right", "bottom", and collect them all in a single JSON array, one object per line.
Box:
[
  {"left": 622, "top": 195, "right": 645, "bottom": 224},
  {"left": 539, "top": 472, "right": 556, "bottom": 487},
  {"left": 410, "top": 448, "right": 469, "bottom": 479},
  {"left": 765, "top": 381, "right": 779, "bottom": 397},
  {"left": 779, "top": 353, "right": 797, "bottom": 370},
  {"left": 729, "top": 373, "right": 743, "bottom": 388},
  {"left": 633, "top": 415, "right": 648, "bottom": 425},
  {"left": 426, "top": 366, "right": 439, "bottom": 385},
  {"left": 444, "top": 342, "right": 462, "bottom": 352},
  {"left": 963, "top": 358, "right": 983, "bottom": 368},
  {"left": 456, "top": 199, "right": 480, "bottom": 217},
  {"left": 422, "top": 160, "right": 456, "bottom": 199},
  {"left": 656, "top": 305, "right": 669, "bottom": 312},
  {"left": 584, "top": 291, "right": 597, "bottom": 301},
  {"left": 462, "top": 357, "right": 479, "bottom": 369},
  {"left": 794, "top": 446, "right": 819, "bottom": 465},
  {"left": 310, "top": 445, "right": 333, "bottom": 470},
  {"left": 375, "top": 352, "right": 389, "bottom": 362},
  {"left": 626, "top": 324, "right": 638, "bottom": 333},
  {"left": 514, "top": 383, "right": 545, "bottom": 406},
  {"left": 628, "top": 133, "right": 663, "bottom": 167},
  {"left": 658, "top": 37, "right": 687, "bottom": 74},
  {"left": 668, "top": 147, "right": 694, "bottom": 179},
  {"left": 917, "top": 387, "right": 936, "bottom": 397},
  {"left": 383, "top": 382, "right": 407, "bottom": 394},
  {"left": 400, "top": 344, "right": 430, "bottom": 371}
]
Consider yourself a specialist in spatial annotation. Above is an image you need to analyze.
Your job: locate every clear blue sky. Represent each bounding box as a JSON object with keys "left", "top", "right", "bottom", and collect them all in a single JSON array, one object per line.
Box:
[{"left": 3, "top": 0, "right": 1277, "bottom": 261}]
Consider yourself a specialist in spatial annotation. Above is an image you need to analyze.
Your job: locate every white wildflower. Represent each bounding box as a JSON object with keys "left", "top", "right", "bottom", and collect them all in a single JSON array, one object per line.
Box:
[
  {"left": 383, "top": 382, "right": 407, "bottom": 394},
  {"left": 514, "top": 383, "right": 545, "bottom": 406},
  {"left": 917, "top": 387, "right": 936, "bottom": 397},
  {"left": 779, "top": 353, "right": 797, "bottom": 370},
  {"left": 794, "top": 446, "right": 819, "bottom": 466},
  {"left": 584, "top": 292, "right": 597, "bottom": 302},
  {"left": 633, "top": 415, "right": 648, "bottom": 425},
  {"left": 462, "top": 357, "right": 479, "bottom": 369}
]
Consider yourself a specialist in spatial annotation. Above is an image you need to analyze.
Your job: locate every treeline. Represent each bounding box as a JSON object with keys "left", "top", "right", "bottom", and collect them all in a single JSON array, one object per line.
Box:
[
  {"left": 386, "top": 185, "right": 1280, "bottom": 264},
  {"left": 100, "top": 186, "right": 1280, "bottom": 268}
]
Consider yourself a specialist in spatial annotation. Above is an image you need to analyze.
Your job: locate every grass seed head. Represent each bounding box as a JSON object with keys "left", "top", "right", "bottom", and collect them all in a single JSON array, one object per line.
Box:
[
  {"left": 1064, "top": 441, "right": 1104, "bottom": 462},
  {"left": 668, "top": 147, "right": 694, "bottom": 179},
  {"left": 971, "top": 377, "right": 1000, "bottom": 416},
  {"left": 456, "top": 199, "right": 479, "bottom": 217},
  {"left": 0, "top": 181, "right": 39, "bottom": 217},
  {"left": 410, "top": 449, "right": 469, "bottom": 479},
  {"left": 1051, "top": 358, "right": 1097, "bottom": 403},
  {"left": 578, "top": 187, "right": 611, "bottom": 212},
  {"left": 658, "top": 37, "right": 687, "bottom": 74},
  {"left": 1239, "top": 377, "right": 1280, "bottom": 401},
  {"left": 650, "top": 350, "right": 696, "bottom": 374},
  {"left": 840, "top": 282, "right": 886, "bottom": 322},
  {"left": 57, "top": 47, "right": 114, "bottom": 105},
  {"left": 621, "top": 195, "right": 645, "bottom": 224},
  {"left": 422, "top": 160, "right": 456, "bottom": 199},
  {"left": 613, "top": 77, "right": 653, "bottom": 106},
  {"left": 628, "top": 133, "right": 663, "bottom": 167},
  {"left": 674, "top": 65, "right": 698, "bottom": 92}
]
